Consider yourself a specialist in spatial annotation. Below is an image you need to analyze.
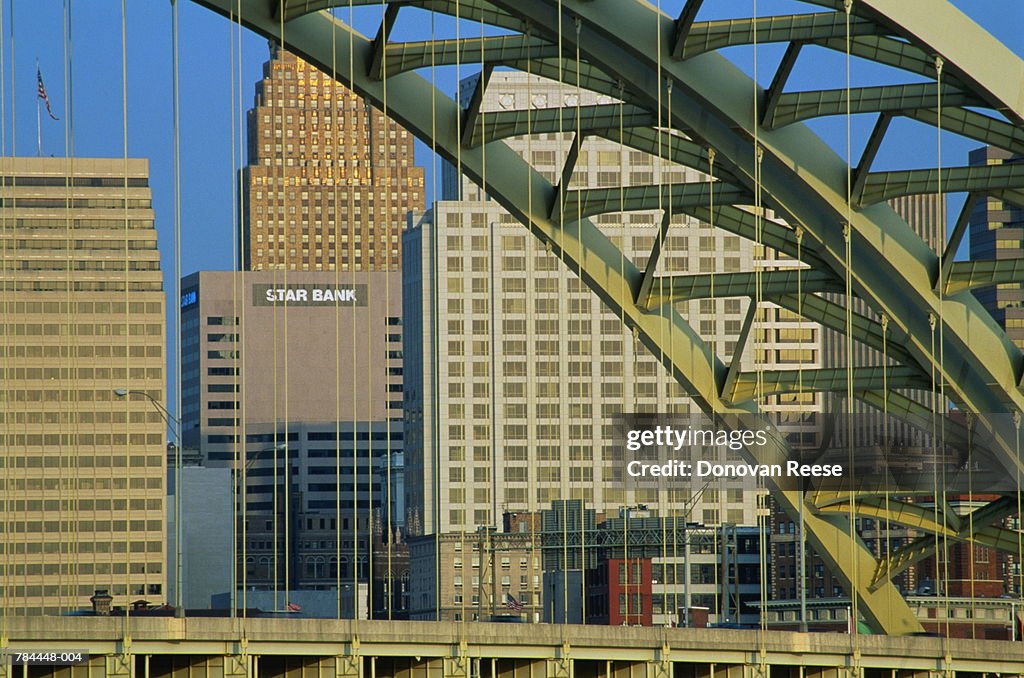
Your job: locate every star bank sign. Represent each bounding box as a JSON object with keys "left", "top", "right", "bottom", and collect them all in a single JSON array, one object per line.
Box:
[{"left": 253, "top": 283, "right": 368, "bottom": 308}]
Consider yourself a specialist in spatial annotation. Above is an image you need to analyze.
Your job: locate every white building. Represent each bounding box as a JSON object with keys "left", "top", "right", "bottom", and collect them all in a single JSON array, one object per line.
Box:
[{"left": 403, "top": 72, "right": 822, "bottom": 536}]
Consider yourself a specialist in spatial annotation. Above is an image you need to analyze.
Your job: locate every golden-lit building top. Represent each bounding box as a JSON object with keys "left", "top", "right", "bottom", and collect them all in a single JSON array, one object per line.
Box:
[{"left": 242, "top": 47, "right": 425, "bottom": 272}]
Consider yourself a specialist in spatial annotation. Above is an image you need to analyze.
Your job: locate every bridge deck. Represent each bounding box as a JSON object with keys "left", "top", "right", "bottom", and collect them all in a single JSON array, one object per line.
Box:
[{"left": 3, "top": 619, "right": 1024, "bottom": 676}]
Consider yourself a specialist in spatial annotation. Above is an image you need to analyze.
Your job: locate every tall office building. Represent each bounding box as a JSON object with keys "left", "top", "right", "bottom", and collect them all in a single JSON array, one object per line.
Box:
[
  {"left": 969, "top": 146, "right": 1024, "bottom": 348},
  {"left": 0, "top": 157, "right": 166, "bottom": 615},
  {"left": 180, "top": 271, "right": 403, "bottom": 595},
  {"left": 241, "top": 46, "right": 425, "bottom": 271},
  {"left": 403, "top": 72, "right": 821, "bottom": 535}
]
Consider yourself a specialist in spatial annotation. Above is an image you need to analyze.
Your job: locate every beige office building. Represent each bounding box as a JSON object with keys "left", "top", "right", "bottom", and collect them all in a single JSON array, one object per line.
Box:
[
  {"left": 0, "top": 157, "right": 166, "bottom": 616},
  {"left": 242, "top": 47, "right": 425, "bottom": 272},
  {"left": 403, "top": 72, "right": 821, "bottom": 535}
]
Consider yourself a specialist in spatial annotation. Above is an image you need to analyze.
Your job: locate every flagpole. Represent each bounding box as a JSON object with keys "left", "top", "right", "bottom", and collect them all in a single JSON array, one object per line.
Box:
[{"left": 35, "top": 59, "right": 41, "bottom": 156}]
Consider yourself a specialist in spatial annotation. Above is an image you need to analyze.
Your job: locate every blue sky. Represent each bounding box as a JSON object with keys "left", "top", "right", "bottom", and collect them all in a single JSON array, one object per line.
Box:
[{"left": 3, "top": 1, "right": 1021, "bottom": 417}]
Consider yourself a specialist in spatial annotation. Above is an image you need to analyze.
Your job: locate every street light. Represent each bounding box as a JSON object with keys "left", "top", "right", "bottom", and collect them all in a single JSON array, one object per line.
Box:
[{"left": 114, "top": 388, "right": 183, "bottom": 615}]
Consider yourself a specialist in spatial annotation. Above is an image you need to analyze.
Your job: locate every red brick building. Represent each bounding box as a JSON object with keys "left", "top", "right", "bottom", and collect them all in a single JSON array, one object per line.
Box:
[{"left": 586, "top": 558, "right": 653, "bottom": 626}]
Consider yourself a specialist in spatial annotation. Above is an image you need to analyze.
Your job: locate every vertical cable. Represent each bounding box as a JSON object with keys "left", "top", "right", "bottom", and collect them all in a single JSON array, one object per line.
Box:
[
  {"left": 842, "top": 0, "right": 860, "bottom": 644},
  {"left": 119, "top": 0, "right": 133, "bottom": 627},
  {"left": 0, "top": 0, "right": 8, "bottom": 630},
  {"left": 170, "top": 0, "right": 184, "bottom": 614},
  {"left": 330, "top": 1, "right": 342, "bottom": 621},
  {"left": 427, "top": 3, "right": 441, "bottom": 622},
  {"left": 347, "top": 0, "right": 358, "bottom": 620},
  {"left": 58, "top": 0, "right": 73, "bottom": 615},
  {"left": 934, "top": 54, "right": 952, "bottom": 634},
  {"left": 525, "top": 51, "right": 539, "bottom": 624}
]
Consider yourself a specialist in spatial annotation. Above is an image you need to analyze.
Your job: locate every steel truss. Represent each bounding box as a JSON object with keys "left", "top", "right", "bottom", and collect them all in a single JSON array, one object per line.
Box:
[{"left": 191, "top": 0, "right": 1024, "bottom": 634}]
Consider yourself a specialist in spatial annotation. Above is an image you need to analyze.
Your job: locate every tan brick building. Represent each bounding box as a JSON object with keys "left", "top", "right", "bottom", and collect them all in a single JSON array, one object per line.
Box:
[
  {"left": 0, "top": 157, "right": 166, "bottom": 616},
  {"left": 242, "top": 47, "right": 425, "bottom": 272}
]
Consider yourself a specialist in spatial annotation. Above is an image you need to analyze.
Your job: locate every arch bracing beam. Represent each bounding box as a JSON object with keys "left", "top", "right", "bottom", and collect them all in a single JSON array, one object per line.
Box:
[
  {"left": 464, "top": 104, "right": 655, "bottom": 147},
  {"left": 764, "top": 83, "right": 983, "bottom": 130},
  {"left": 379, "top": 35, "right": 560, "bottom": 78},
  {"left": 560, "top": 183, "right": 750, "bottom": 222},
  {"left": 196, "top": 0, "right": 918, "bottom": 634},
  {"left": 904, "top": 107, "right": 1024, "bottom": 157},
  {"left": 767, "top": 294, "right": 919, "bottom": 368},
  {"left": 677, "top": 13, "right": 884, "bottom": 60},
  {"left": 858, "top": 162, "right": 1024, "bottom": 207},
  {"left": 726, "top": 366, "right": 930, "bottom": 404},
  {"left": 682, "top": 207, "right": 828, "bottom": 268},
  {"left": 946, "top": 259, "right": 1024, "bottom": 295},
  {"left": 645, "top": 269, "right": 842, "bottom": 307},
  {"left": 192, "top": 0, "right": 1024, "bottom": 635},
  {"left": 283, "top": 0, "right": 528, "bottom": 33},
  {"left": 860, "top": 495, "right": 1024, "bottom": 590}
]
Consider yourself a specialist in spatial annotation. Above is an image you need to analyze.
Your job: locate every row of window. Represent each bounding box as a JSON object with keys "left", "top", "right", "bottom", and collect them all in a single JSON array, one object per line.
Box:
[
  {"left": 0, "top": 454, "right": 163, "bottom": 468},
  {"left": 0, "top": 323, "right": 161, "bottom": 336},
  {"left": 0, "top": 477, "right": 161, "bottom": 490},
  {"left": 0, "top": 344, "right": 161, "bottom": 358},
  {"left": 0, "top": 197, "right": 151, "bottom": 209},
  {"left": 0, "top": 218, "right": 154, "bottom": 230},
  {"left": 0, "top": 281, "right": 162, "bottom": 292}
]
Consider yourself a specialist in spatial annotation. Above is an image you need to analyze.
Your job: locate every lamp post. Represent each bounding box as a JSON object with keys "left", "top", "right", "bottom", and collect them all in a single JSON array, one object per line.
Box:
[{"left": 114, "top": 388, "right": 183, "bottom": 615}]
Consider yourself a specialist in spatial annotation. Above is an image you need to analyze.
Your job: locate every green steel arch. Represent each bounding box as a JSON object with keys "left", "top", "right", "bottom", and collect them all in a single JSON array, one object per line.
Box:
[{"left": 191, "top": 0, "right": 1024, "bottom": 634}]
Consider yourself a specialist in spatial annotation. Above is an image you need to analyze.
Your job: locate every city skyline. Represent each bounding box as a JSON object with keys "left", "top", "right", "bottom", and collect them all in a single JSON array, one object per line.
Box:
[{"left": 0, "top": 0, "right": 1021, "bottom": 648}]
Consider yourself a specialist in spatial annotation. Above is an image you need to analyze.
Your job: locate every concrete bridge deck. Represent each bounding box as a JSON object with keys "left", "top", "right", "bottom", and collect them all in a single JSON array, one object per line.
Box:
[{"left": 3, "top": 619, "right": 1024, "bottom": 678}]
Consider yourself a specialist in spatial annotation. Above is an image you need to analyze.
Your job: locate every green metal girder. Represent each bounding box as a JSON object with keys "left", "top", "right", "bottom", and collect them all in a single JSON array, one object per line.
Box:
[
  {"left": 465, "top": 104, "right": 654, "bottom": 147},
  {"left": 858, "top": 162, "right": 1024, "bottom": 206},
  {"left": 865, "top": 495, "right": 1023, "bottom": 589},
  {"left": 681, "top": 207, "right": 828, "bottom": 267},
  {"left": 596, "top": 128, "right": 740, "bottom": 185},
  {"left": 282, "top": 0, "right": 529, "bottom": 34},
  {"left": 727, "top": 366, "right": 930, "bottom": 404},
  {"left": 381, "top": 35, "right": 559, "bottom": 78},
  {"left": 196, "top": 0, "right": 915, "bottom": 634},
  {"left": 905, "top": 107, "right": 1024, "bottom": 157},
  {"left": 765, "top": 83, "right": 982, "bottom": 130},
  {"left": 559, "top": 182, "right": 750, "bottom": 222},
  {"left": 818, "top": 497, "right": 959, "bottom": 534},
  {"left": 767, "top": 294, "right": 919, "bottom": 368},
  {"left": 815, "top": 36, "right": 938, "bottom": 80},
  {"left": 645, "top": 269, "right": 842, "bottom": 307},
  {"left": 488, "top": 0, "right": 973, "bottom": 635},
  {"left": 196, "top": 0, "right": 1024, "bottom": 636},
  {"left": 679, "top": 13, "right": 884, "bottom": 60},
  {"left": 946, "top": 259, "right": 1024, "bottom": 295},
  {"left": 853, "top": 390, "right": 969, "bottom": 448},
  {"left": 503, "top": 57, "right": 622, "bottom": 99},
  {"left": 849, "top": 0, "right": 1024, "bottom": 125}
]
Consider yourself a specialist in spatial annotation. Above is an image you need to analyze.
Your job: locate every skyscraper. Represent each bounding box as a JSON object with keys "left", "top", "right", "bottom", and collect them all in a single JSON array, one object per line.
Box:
[
  {"left": 0, "top": 157, "right": 166, "bottom": 616},
  {"left": 241, "top": 47, "right": 425, "bottom": 272},
  {"left": 969, "top": 146, "right": 1024, "bottom": 349}
]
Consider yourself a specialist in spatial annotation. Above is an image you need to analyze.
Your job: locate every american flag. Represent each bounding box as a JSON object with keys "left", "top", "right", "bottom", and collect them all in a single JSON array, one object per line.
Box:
[
  {"left": 286, "top": 601, "right": 302, "bottom": 612},
  {"left": 36, "top": 66, "right": 59, "bottom": 121},
  {"left": 504, "top": 593, "right": 524, "bottom": 612}
]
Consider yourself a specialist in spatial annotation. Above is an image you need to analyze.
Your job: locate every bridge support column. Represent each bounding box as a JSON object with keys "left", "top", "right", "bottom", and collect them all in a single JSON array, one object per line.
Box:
[
  {"left": 223, "top": 653, "right": 251, "bottom": 678},
  {"left": 446, "top": 643, "right": 474, "bottom": 678},
  {"left": 646, "top": 645, "right": 671, "bottom": 678},
  {"left": 337, "top": 638, "right": 362, "bottom": 678},
  {"left": 743, "top": 663, "right": 768, "bottom": 678},
  {"left": 547, "top": 642, "right": 572, "bottom": 678},
  {"left": 337, "top": 654, "right": 363, "bottom": 678},
  {"left": 106, "top": 653, "right": 134, "bottom": 678}
]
